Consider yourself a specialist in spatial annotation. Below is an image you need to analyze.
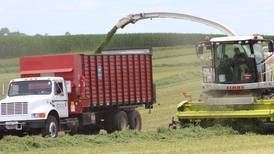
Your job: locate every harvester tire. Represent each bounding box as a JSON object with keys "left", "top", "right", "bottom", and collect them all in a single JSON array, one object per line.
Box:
[
  {"left": 42, "top": 115, "right": 59, "bottom": 138},
  {"left": 127, "top": 110, "right": 142, "bottom": 131},
  {"left": 179, "top": 120, "right": 190, "bottom": 128}
]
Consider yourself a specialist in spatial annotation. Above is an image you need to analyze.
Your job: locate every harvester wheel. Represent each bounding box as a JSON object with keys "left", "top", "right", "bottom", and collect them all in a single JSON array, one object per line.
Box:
[
  {"left": 200, "top": 119, "right": 216, "bottom": 128},
  {"left": 127, "top": 110, "right": 142, "bottom": 131},
  {"left": 42, "top": 115, "right": 59, "bottom": 138},
  {"left": 231, "top": 119, "right": 264, "bottom": 134},
  {"left": 179, "top": 120, "right": 190, "bottom": 128}
]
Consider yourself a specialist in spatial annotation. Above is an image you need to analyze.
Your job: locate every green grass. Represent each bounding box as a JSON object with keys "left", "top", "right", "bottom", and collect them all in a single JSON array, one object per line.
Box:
[
  {"left": 1, "top": 45, "right": 274, "bottom": 153},
  {"left": 1, "top": 127, "right": 274, "bottom": 154}
]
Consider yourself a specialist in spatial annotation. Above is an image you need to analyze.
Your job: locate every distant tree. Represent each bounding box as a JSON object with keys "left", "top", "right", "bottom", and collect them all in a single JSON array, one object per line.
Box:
[
  {"left": 0, "top": 27, "right": 26, "bottom": 36},
  {"left": 65, "top": 32, "right": 71, "bottom": 36},
  {"left": 9, "top": 31, "right": 26, "bottom": 36},
  {"left": 35, "top": 33, "right": 42, "bottom": 36},
  {"left": 0, "top": 27, "right": 10, "bottom": 36},
  {"left": 44, "top": 33, "right": 48, "bottom": 36}
]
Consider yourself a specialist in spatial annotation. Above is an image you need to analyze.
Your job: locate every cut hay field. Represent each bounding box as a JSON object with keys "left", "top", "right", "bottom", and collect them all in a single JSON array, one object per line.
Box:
[{"left": 1, "top": 46, "right": 274, "bottom": 154}]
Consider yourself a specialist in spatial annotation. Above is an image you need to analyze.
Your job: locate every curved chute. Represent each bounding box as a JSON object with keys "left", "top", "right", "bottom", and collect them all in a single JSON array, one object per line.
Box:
[{"left": 95, "top": 12, "right": 238, "bottom": 53}]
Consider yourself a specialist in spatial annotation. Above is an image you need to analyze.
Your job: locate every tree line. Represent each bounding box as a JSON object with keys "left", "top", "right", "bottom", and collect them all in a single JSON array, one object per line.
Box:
[{"left": 0, "top": 32, "right": 273, "bottom": 59}]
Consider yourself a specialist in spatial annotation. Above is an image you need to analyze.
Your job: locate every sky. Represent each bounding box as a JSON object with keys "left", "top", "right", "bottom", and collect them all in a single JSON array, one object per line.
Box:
[{"left": 0, "top": 0, "right": 274, "bottom": 36}]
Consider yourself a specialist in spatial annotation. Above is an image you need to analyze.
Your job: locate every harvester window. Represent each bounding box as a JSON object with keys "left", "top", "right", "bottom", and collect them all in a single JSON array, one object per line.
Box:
[
  {"left": 253, "top": 44, "right": 264, "bottom": 64},
  {"left": 214, "top": 43, "right": 256, "bottom": 84}
]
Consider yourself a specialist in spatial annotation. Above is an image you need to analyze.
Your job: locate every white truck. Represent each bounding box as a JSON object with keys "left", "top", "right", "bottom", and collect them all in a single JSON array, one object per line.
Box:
[{"left": 0, "top": 52, "right": 155, "bottom": 138}]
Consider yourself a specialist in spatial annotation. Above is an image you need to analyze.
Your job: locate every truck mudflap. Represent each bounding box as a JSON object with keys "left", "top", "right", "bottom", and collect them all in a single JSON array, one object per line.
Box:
[{"left": 176, "top": 100, "right": 274, "bottom": 121}]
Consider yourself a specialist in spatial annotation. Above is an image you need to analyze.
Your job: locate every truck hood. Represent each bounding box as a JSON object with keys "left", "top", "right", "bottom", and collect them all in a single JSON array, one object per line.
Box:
[{"left": 0, "top": 95, "right": 52, "bottom": 103}]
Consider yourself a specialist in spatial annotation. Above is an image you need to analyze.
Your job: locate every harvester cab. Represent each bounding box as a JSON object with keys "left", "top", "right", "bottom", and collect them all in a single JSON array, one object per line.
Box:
[{"left": 197, "top": 35, "right": 274, "bottom": 85}]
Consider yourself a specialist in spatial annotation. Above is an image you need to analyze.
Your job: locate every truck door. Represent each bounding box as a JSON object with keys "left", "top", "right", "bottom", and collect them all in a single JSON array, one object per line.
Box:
[{"left": 53, "top": 81, "right": 69, "bottom": 118}]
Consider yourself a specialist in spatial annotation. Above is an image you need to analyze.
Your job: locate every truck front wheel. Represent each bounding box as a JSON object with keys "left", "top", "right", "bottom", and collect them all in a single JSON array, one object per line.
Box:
[{"left": 42, "top": 115, "right": 59, "bottom": 138}]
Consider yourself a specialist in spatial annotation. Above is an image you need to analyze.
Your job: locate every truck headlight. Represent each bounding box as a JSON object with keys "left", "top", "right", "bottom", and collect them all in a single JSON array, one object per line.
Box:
[{"left": 31, "top": 113, "right": 46, "bottom": 118}]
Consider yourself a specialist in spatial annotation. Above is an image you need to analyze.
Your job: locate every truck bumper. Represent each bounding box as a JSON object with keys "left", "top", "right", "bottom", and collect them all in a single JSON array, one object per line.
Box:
[
  {"left": 0, "top": 120, "right": 46, "bottom": 131},
  {"left": 176, "top": 100, "right": 274, "bottom": 121}
]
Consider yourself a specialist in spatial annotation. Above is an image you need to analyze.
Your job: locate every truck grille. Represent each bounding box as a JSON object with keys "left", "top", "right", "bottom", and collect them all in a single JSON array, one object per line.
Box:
[{"left": 1, "top": 102, "right": 28, "bottom": 115}]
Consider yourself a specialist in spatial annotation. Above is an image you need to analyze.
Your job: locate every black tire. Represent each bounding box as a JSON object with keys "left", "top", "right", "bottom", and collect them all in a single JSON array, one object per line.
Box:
[
  {"left": 16, "top": 131, "right": 26, "bottom": 137},
  {"left": 105, "top": 112, "right": 114, "bottom": 134},
  {"left": 68, "top": 127, "right": 78, "bottom": 136},
  {"left": 79, "top": 125, "right": 100, "bottom": 135},
  {"left": 90, "top": 126, "right": 100, "bottom": 135},
  {"left": 105, "top": 111, "right": 129, "bottom": 133},
  {"left": 0, "top": 131, "right": 3, "bottom": 140},
  {"left": 127, "top": 110, "right": 142, "bottom": 131},
  {"left": 42, "top": 115, "right": 59, "bottom": 138},
  {"left": 113, "top": 111, "right": 128, "bottom": 131},
  {"left": 179, "top": 120, "right": 190, "bottom": 128}
]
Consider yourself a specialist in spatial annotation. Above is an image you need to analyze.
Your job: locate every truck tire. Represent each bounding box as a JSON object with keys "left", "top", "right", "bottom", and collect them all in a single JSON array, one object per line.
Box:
[
  {"left": 68, "top": 127, "right": 78, "bottom": 136},
  {"left": 0, "top": 131, "right": 3, "bottom": 139},
  {"left": 127, "top": 110, "right": 142, "bottom": 131},
  {"left": 105, "top": 112, "right": 114, "bottom": 133},
  {"left": 42, "top": 115, "right": 59, "bottom": 138},
  {"left": 105, "top": 111, "right": 129, "bottom": 133},
  {"left": 90, "top": 126, "right": 100, "bottom": 135},
  {"left": 79, "top": 125, "right": 100, "bottom": 135},
  {"left": 114, "top": 111, "right": 129, "bottom": 131}
]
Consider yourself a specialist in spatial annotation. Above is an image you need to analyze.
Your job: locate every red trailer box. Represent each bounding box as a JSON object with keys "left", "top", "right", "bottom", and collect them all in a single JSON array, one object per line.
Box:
[{"left": 20, "top": 49, "right": 155, "bottom": 115}]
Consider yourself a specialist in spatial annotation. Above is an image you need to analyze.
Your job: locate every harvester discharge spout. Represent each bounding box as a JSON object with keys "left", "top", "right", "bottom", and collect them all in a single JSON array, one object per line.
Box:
[{"left": 95, "top": 12, "right": 238, "bottom": 53}]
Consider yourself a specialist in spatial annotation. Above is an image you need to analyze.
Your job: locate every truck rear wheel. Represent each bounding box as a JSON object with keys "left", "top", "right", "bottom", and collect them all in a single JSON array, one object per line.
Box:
[
  {"left": 105, "top": 111, "right": 129, "bottom": 133},
  {"left": 90, "top": 126, "right": 100, "bottom": 135},
  {"left": 114, "top": 111, "right": 129, "bottom": 131},
  {"left": 127, "top": 110, "right": 142, "bottom": 131},
  {"left": 42, "top": 115, "right": 59, "bottom": 138},
  {"left": 79, "top": 125, "right": 100, "bottom": 135},
  {"left": 0, "top": 131, "right": 3, "bottom": 139}
]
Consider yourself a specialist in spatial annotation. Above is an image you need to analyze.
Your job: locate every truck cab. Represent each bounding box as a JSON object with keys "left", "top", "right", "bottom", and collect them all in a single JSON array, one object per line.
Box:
[{"left": 0, "top": 77, "right": 69, "bottom": 137}]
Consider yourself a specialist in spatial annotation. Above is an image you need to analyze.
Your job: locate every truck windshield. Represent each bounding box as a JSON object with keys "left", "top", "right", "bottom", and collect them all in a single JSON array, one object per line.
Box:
[{"left": 8, "top": 80, "right": 52, "bottom": 97}]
